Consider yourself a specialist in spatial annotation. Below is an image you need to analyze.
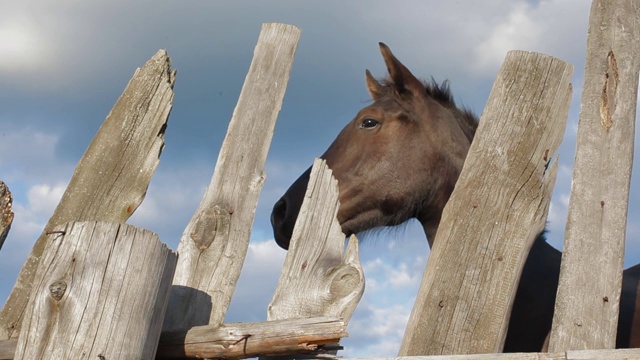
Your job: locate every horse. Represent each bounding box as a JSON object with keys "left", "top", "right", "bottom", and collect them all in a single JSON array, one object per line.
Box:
[{"left": 270, "top": 42, "right": 640, "bottom": 352}]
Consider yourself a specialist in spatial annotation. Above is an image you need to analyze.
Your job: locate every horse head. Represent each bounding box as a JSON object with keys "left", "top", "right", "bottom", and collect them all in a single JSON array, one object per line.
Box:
[{"left": 271, "top": 43, "right": 477, "bottom": 249}]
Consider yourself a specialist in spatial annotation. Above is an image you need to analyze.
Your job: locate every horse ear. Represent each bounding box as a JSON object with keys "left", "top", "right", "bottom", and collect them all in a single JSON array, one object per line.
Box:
[
  {"left": 365, "top": 69, "right": 384, "bottom": 100},
  {"left": 378, "top": 42, "right": 423, "bottom": 96}
]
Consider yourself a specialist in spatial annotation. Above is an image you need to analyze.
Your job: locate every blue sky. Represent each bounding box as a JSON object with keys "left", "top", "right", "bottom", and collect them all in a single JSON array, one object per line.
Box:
[{"left": 1, "top": 0, "right": 639, "bottom": 357}]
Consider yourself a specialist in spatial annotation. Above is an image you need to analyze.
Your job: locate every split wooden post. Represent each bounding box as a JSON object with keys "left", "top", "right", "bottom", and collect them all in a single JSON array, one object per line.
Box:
[
  {"left": 14, "top": 221, "right": 177, "bottom": 359},
  {"left": 0, "top": 50, "right": 175, "bottom": 340},
  {"left": 399, "top": 51, "right": 573, "bottom": 355},
  {"left": 163, "top": 23, "right": 301, "bottom": 331},
  {"left": 267, "top": 158, "right": 364, "bottom": 323},
  {"left": 0, "top": 181, "right": 13, "bottom": 251},
  {"left": 549, "top": 0, "right": 640, "bottom": 351}
]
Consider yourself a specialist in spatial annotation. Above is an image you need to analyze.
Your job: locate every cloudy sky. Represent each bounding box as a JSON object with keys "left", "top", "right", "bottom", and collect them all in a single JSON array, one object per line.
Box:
[{"left": 1, "top": 0, "right": 639, "bottom": 357}]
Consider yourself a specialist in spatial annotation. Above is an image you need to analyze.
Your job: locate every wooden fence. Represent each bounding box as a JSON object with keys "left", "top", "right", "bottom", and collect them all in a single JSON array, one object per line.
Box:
[{"left": 0, "top": 1, "right": 639, "bottom": 358}]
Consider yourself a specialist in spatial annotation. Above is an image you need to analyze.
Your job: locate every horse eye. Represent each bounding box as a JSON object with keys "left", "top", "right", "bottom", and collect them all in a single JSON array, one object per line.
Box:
[{"left": 361, "top": 118, "right": 380, "bottom": 129}]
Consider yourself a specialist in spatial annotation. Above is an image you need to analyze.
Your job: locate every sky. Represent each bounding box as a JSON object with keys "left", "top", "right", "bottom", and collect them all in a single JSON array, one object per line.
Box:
[{"left": 1, "top": 0, "right": 639, "bottom": 357}]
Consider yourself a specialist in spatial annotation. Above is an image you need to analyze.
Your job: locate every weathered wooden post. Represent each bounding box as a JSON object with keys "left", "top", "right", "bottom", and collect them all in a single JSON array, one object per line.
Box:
[
  {"left": 267, "top": 159, "right": 364, "bottom": 323},
  {"left": 264, "top": 159, "right": 364, "bottom": 359},
  {"left": 14, "top": 221, "right": 177, "bottom": 359},
  {"left": 549, "top": 0, "right": 640, "bottom": 351},
  {"left": 0, "top": 181, "right": 12, "bottom": 251},
  {"left": 163, "top": 23, "right": 301, "bottom": 331},
  {"left": 0, "top": 50, "right": 175, "bottom": 340},
  {"left": 399, "top": 51, "right": 573, "bottom": 355}
]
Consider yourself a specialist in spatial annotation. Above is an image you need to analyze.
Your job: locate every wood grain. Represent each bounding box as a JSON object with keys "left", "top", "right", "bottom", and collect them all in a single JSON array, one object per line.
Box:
[
  {"left": 163, "top": 23, "right": 301, "bottom": 331},
  {"left": 399, "top": 51, "right": 573, "bottom": 355},
  {"left": 0, "top": 50, "right": 175, "bottom": 340},
  {"left": 13, "top": 221, "right": 176, "bottom": 359},
  {"left": 157, "top": 317, "right": 346, "bottom": 359},
  {"left": 549, "top": 0, "right": 640, "bottom": 351},
  {"left": 343, "top": 348, "right": 640, "bottom": 360},
  {"left": 268, "top": 159, "right": 364, "bottom": 323}
]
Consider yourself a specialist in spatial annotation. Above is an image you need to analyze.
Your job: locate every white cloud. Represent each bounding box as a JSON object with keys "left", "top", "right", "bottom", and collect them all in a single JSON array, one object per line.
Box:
[
  {"left": 472, "top": 0, "right": 590, "bottom": 75},
  {"left": 127, "top": 162, "right": 213, "bottom": 248},
  {"left": 245, "top": 240, "right": 287, "bottom": 270},
  {"left": 225, "top": 240, "right": 286, "bottom": 322},
  {"left": 25, "top": 184, "right": 65, "bottom": 216},
  {"left": 8, "top": 183, "right": 65, "bottom": 241},
  {"left": 0, "top": 129, "right": 69, "bottom": 281},
  {"left": 363, "top": 257, "right": 423, "bottom": 292},
  {"left": 0, "top": 19, "right": 48, "bottom": 72},
  {"left": 0, "top": 181, "right": 67, "bottom": 303},
  {"left": 473, "top": 3, "right": 541, "bottom": 73},
  {"left": 343, "top": 301, "right": 415, "bottom": 357}
]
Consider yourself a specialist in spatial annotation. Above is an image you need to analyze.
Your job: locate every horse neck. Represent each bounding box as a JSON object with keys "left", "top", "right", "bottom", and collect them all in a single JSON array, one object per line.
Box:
[{"left": 417, "top": 109, "right": 476, "bottom": 248}]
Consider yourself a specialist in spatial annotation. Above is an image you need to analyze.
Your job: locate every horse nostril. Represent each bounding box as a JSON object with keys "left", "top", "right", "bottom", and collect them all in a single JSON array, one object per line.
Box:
[
  {"left": 271, "top": 198, "right": 287, "bottom": 227},
  {"left": 271, "top": 198, "right": 290, "bottom": 250}
]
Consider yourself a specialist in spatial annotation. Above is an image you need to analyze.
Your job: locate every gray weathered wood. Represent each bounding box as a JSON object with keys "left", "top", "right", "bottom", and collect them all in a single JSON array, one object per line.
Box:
[
  {"left": 0, "top": 339, "right": 16, "bottom": 360},
  {"left": 0, "top": 181, "right": 13, "bottom": 251},
  {"left": 549, "top": 0, "right": 640, "bottom": 351},
  {"left": 268, "top": 159, "right": 364, "bottom": 323},
  {"left": 163, "top": 23, "right": 301, "bottom": 331},
  {"left": 263, "top": 159, "right": 363, "bottom": 360},
  {"left": 399, "top": 51, "right": 573, "bottom": 355},
  {"left": 0, "top": 50, "right": 175, "bottom": 340},
  {"left": 2, "top": 317, "right": 345, "bottom": 360},
  {"left": 341, "top": 348, "right": 640, "bottom": 360},
  {"left": 13, "top": 221, "right": 177, "bottom": 360},
  {"left": 157, "top": 316, "right": 347, "bottom": 359},
  {"left": 6, "top": 343, "right": 640, "bottom": 360}
]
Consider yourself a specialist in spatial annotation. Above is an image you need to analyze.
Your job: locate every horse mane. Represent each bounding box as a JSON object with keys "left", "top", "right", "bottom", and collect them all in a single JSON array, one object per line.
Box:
[{"left": 379, "top": 77, "right": 479, "bottom": 142}]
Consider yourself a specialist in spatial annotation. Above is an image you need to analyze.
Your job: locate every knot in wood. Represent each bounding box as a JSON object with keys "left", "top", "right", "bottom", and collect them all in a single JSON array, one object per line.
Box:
[
  {"left": 49, "top": 280, "right": 67, "bottom": 301},
  {"left": 190, "top": 205, "right": 232, "bottom": 251}
]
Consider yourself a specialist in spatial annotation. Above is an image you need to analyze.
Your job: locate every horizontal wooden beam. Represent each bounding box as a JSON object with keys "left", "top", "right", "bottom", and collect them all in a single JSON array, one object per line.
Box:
[
  {"left": 1, "top": 317, "right": 346, "bottom": 360},
  {"left": 157, "top": 316, "right": 347, "bottom": 359},
  {"left": 4, "top": 336, "right": 640, "bottom": 360},
  {"left": 343, "top": 348, "right": 640, "bottom": 360}
]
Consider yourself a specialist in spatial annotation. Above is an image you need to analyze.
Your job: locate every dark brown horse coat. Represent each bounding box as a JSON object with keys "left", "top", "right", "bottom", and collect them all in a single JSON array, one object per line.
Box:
[{"left": 271, "top": 43, "right": 640, "bottom": 352}]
